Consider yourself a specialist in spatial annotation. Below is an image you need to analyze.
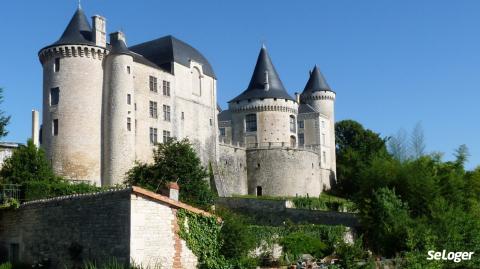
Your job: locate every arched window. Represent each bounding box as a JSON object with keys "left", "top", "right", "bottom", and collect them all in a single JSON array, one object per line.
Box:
[
  {"left": 245, "top": 114, "right": 257, "bottom": 132},
  {"left": 289, "top": 115, "right": 296, "bottom": 133},
  {"left": 290, "top": 135, "right": 296, "bottom": 148},
  {"left": 192, "top": 67, "right": 202, "bottom": 96}
]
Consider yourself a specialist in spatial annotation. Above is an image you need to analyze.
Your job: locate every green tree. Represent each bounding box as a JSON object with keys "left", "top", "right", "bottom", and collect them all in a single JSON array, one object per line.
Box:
[
  {"left": 0, "top": 88, "right": 11, "bottom": 138},
  {"left": 0, "top": 139, "right": 57, "bottom": 184},
  {"left": 125, "top": 138, "right": 216, "bottom": 209},
  {"left": 334, "top": 120, "right": 390, "bottom": 198}
]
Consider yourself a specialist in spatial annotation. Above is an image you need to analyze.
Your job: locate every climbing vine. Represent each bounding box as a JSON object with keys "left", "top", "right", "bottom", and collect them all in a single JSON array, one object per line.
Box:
[{"left": 177, "top": 209, "right": 231, "bottom": 269}]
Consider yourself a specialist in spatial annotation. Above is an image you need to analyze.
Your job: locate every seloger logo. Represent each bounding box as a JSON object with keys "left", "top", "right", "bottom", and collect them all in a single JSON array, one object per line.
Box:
[{"left": 427, "top": 250, "right": 474, "bottom": 263}]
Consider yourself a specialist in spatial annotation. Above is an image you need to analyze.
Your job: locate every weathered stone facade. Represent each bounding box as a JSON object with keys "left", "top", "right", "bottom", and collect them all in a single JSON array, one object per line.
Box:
[{"left": 0, "top": 187, "right": 206, "bottom": 269}]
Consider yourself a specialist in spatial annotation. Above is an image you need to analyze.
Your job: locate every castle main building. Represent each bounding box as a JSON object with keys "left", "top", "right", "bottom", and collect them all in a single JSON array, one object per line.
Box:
[{"left": 39, "top": 7, "right": 336, "bottom": 197}]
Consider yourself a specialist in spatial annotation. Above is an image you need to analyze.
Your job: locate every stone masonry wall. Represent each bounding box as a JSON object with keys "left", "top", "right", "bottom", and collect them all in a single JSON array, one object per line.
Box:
[
  {"left": 0, "top": 190, "right": 131, "bottom": 268},
  {"left": 215, "top": 143, "right": 248, "bottom": 196}
]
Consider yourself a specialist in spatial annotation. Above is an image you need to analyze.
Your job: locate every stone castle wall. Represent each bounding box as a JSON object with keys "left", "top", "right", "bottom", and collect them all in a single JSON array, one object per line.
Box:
[
  {"left": 246, "top": 147, "right": 327, "bottom": 197},
  {"left": 214, "top": 143, "right": 248, "bottom": 196}
]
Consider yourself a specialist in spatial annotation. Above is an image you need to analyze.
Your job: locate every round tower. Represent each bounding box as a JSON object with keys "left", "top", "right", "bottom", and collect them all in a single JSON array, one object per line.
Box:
[
  {"left": 38, "top": 8, "right": 107, "bottom": 185},
  {"left": 228, "top": 46, "right": 298, "bottom": 147},
  {"left": 102, "top": 32, "right": 136, "bottom": 185},
  {"left": 300, "top": 66, "right": 337, "bottom": 183}
]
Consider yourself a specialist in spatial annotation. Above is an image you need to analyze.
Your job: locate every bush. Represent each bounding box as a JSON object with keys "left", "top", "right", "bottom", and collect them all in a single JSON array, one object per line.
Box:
[
  {"left": 23, "top": 180, "right": 102, "bottom": 201},
  {"left": 280, "top": 232, "right": 327, "bottom": 260}
]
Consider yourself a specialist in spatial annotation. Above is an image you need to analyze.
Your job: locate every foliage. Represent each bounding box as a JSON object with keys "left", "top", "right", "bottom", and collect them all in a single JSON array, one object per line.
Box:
[
  {"left": 125, "top": 138, "right": 216, "bottom": 209},
  {"left": 335, "top": 235, "right": 369, "bottom": 269},
  {"left": 177, "top": 209, "right": 231, "bottom": 269},
  {"left": 0, "top": 263, "right": 11, "bottom": 269},
  {"left": 0, "top": 88, "right": 10, "bottom": 138},
  {"left": 334, "top": 120, "right": 390, "bottom": 198},
  {"left": 280, "top": 232, "right": 327, "bottom": 259},
  {"left": 22, "top": 180, "right": 102, "bottom": 201},
  {"left": 0, "top": 197, "right": 19, "bottom": 209},
  {"left": 0, "top": 140, "right": 57, "bottom": 184},
  {"left": 292, "top": 193, "right": 356, "bottom": 212},
  {"left": 216, "top": 208, "right": 257, "bottom": 268}
]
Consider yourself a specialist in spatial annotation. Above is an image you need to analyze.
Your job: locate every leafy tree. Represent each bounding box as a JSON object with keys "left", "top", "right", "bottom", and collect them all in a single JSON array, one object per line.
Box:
[
  {"left": 0, "top": 139, "right": 57, "bottom": 184},
  {"left": 0, "top": 88, "right": 11, "bottom": 138},
  {"left": 388, "top": 128, "right": 408, "bottom": 162},
  {"left": 410, "top": 122, "right": 426, "bottom": 159},
  {"left": 334, "top": 120, "right": 390, "bottom": 198},
  {"left": 125, "top": 138, "right": 216, "bottom": 209}
]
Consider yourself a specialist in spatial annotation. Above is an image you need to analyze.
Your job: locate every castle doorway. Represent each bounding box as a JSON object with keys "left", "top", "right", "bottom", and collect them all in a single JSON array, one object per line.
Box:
[{"left": 256, "top": 186, "right": 263, "bottom": 196}]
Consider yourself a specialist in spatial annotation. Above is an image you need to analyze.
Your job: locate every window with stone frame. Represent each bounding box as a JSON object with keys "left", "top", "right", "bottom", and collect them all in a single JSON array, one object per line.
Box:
[
  {"left": 219, "top": 128, "right": 226, "bottom": 136},
  {"left": 50, "top": 87, "right": 60, "bottom": 106},
  {"left": 127, "top": 117, "right": 131, "bottom": 131},
  {"left": 53, "top": 119, "right": 59, "bottom": 136},
  {"left": 127, "top": 94, "right": 131, "bottom": 105},
  {"left": 163, "top": 130, "right": 171, "bottom": 143},
  {"left": 299, "top": 133, "right": 305, "bottom": 146},
  {"left": 54, "top": 58, "right": 60, "bottom": 72},
  {"left": 245, "top": 114, "right": 257, "bottom": 132},
  {"left": 149, "top": 127, "right": 158, "bottom": 144},
  {"left": 290, "top": 115, "right": 296, "bottom": 133},
  {"left": 163, "top": 80, "right": 171, "bottom": 96},
  {"left": 149, "top": 76, "right": 158, "bottom": 92},
  {"left": 149, "top": 101, "right": 158, "bottom": 118},
  {"left": 163, "top": 105, "right": 171, "bottom": 121},
  {"left": 298, "top": 120, "right": 304, "bottom": 129}
]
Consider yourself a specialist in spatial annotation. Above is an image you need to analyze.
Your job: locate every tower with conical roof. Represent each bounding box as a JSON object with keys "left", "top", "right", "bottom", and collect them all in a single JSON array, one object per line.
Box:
[
  {"left": 228, "top": 46, "right": 298, "bottom": 147},
  {"left": 38, "top": 7, "right": 108, "bottom": 184},
  {"left": 300, "top": 65, "right": 337, "bottom": 184}
]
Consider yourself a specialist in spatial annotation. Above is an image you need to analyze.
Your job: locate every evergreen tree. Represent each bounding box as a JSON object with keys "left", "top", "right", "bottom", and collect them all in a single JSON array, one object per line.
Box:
[{"left": 0, "top": 88, "right": 11, "bottom": 138}]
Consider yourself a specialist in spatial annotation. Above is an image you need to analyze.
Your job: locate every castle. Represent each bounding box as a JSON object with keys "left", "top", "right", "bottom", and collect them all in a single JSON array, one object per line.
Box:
[{"left": 38, "top": 7, "right": 336, "bottom": 197}]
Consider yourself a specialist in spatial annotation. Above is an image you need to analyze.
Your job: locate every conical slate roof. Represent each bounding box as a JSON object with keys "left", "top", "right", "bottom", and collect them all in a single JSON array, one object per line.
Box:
[
  {"left": 50, "top": 8, "right": 94, "bottom": 47},
  {"left": 302, "top": 65, "right": 332, "bottom": 94},
  {"left": 229, "top": 46, "right": 294, "bottom": 102},
  {"left": 110, "top": 34, "right": 131, "bottom": 55}
]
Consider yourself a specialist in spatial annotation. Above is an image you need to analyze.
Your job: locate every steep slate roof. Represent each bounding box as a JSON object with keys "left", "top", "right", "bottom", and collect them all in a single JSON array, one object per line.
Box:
[
  {"left": 298, "top": 103, "right": 318, "bottom": 114},
  {"left": 229, "top": 46, "right": 294, "bottom": 103},
  {"left": 129, "top": 36, "right": 216, "bottom": 78},
  {"left": 302, "top": 65, "right": 333, "bottom": 94},
  {"left": 218, "top": 110, "right": 232, "bottom": 122},
  {"left": 48, "top": 8, "right": 95, "bottom": 48}
]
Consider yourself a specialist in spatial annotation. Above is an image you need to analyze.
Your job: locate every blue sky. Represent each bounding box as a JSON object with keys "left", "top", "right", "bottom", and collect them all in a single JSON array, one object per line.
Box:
[{"left": 0, "top": 0, "right": 479, "bottom": 169}]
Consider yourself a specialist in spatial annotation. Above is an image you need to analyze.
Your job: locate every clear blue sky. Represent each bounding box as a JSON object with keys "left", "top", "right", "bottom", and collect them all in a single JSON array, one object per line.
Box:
[{"left": 0, "top": 0, "right": 479, "bottom": 169}]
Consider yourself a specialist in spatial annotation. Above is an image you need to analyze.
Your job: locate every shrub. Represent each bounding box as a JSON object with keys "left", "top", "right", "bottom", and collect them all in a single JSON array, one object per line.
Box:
[
  {"left": 280, "top": 232, "right": 327, "bottom": 260},
  {"left": 23, "top": 180, "right": 102, "bottom": 201}
]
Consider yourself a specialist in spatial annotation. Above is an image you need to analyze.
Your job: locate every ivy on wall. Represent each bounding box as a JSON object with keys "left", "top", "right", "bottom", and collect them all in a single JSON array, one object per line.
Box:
[{"left": 177, "top": 209, "right": 231, "bottom": 269}]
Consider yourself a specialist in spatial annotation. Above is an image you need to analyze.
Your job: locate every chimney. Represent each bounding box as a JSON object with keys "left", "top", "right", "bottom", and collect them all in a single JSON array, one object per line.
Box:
[
  {"left": 31, "top": 110, "right": 39, "bottom": 147},
  {"left": 110, "top": 31, "right": 126, "bottom": 44},
  {"left": 92, "top": 15, "right": 106, "bottom": 47},
  {"left": 295, "top": 92, "right": 300, "bottom": 103},
  {"left": 168, "top": 182, "right": 180, "bottom": 201}
]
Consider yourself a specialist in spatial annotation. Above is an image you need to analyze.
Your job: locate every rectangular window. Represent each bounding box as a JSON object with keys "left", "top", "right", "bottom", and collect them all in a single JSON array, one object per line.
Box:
[
  {"left": 163, "top": 80, "right": 171, "bottom": 96},
  {"left": 219, "top": 128, "right": 226, "bottom": 136},
  {"left": 181, "top": 112, "right": 184, "bottom": 120},
  {"left": 245, "top": 114, "right": 257, "bottom": 132},
  {"left": 127, "top": 117, "right": 131, "bottom": 131},
  {"left": 322, "top": 151, "right": 327, "bottom": 164},
  {"left": 163, "top": 130, "right": 171, "bottom": 143},
  {"left": 163, "top": 105, "right": 171, "bottom": 121},
  {"left": 127, "top": 94, "right": 131, "bottom": 105},
  {"left": 289, "top": 116, "right": 296, "bottom": 133},
  {"left": 54, "top": 58, "right": 60, "bottom": 72},
  {"left": 50, "top": 87, "right": 59, "bottom": 106},
  {"left": 149, "top": 76, "right": 158, "bottom": 92},
  {"left": 210, "top": 119, "right": 213, "bottom": 126},
  {"left": 149, "top": 101, "right": 158, "bottom": 118},
  {"left": 321, "top": 120, "right": 326, "bottom": 129},
  {"left": 298, "top": 120, "right": 304, "bottom": 129},
  {"left": 299, "top": 133, "right": 305, "bottom": 146},
  {"left": 322, "top": 133, "right": 326, "bottom": 145},
  {"left": 149, "top": 127, "right": 158, "bottom": 144},
  {"left": 53, "top": 119, "right": 58, "bottom": 136},
  {"left": 127, "top": 66, "right": 131, "bottom": 74}
]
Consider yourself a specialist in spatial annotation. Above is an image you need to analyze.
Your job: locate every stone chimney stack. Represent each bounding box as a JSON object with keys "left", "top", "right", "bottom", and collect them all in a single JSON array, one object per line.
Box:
[
  {"left": 168, "top": 182, "right": 180, "bottom": 201},
  {"left": 295, "top": 92, "right": 300, "bottom": 103},
  {"left": 110, "top": 31, "right": 126, "bottom": 44},
  {"left": 31, "top": 110, "right": 39, "bottom": 147},
  {"left": 92, "top": 15, "right": 106, "bottom": 47}
]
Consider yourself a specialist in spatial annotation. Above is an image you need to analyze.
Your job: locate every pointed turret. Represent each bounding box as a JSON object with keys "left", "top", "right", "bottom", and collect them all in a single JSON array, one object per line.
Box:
[
  {"left": 230, "top": 46, "right": 294, "bottom": 102},
  {"left": 51, "top": 7, "right": 94, "bottom": 47},
  {"left": 302, "top": 65, "right": 332, "bottom": 94}
]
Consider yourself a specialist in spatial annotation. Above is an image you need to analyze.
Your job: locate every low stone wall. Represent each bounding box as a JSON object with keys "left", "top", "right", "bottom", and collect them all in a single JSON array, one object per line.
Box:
[
  {"left": 0, "top": 189, "right": 131, "bottom": 268},
  {"left": 217, "top": 197, "right": 359, "bottom": 227},
  {"left": 0, "top": 187, "right": 200, "bottom": 269}
]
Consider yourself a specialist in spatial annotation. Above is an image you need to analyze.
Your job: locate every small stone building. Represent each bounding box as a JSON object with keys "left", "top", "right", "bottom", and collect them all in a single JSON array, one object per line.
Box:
[{"left": 0, "top": 186, "right": 212, "bottom": 269}]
